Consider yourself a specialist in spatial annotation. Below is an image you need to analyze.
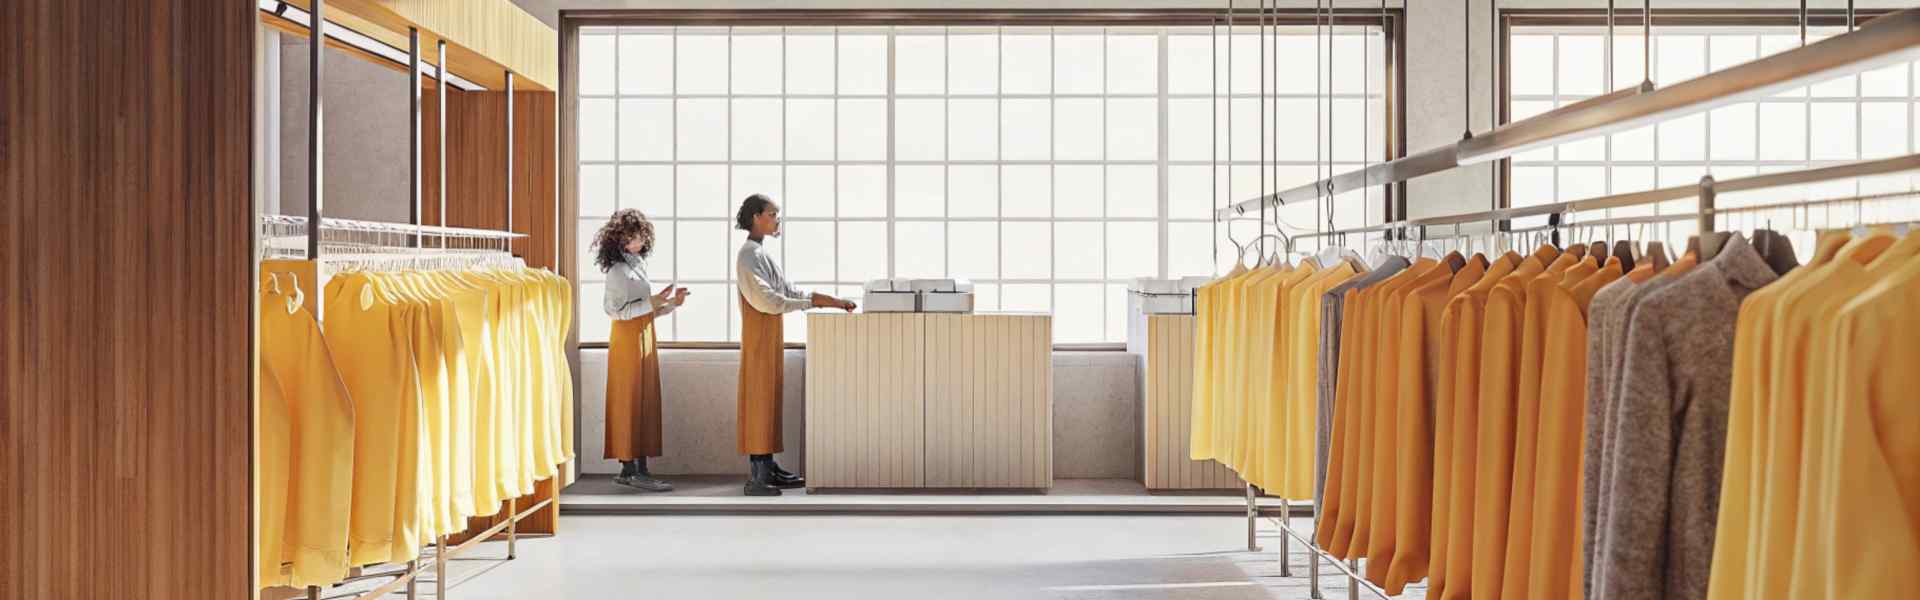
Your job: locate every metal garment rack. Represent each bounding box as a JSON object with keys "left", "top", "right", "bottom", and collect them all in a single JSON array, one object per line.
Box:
[
  {"left": 1236, "top": 152, "right": 1920, "bottom": 600},
  {"left": 280, "top": 2, "right": 539, "bottom": 598}
]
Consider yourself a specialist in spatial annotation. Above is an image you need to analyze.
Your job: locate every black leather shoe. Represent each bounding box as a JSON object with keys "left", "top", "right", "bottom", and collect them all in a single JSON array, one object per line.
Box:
[
  {"left": 769, "top": 471, "right": 806, "bottom": 489},
  {"left": 744, "top": 461, "right": 783, "bottom": 496}
]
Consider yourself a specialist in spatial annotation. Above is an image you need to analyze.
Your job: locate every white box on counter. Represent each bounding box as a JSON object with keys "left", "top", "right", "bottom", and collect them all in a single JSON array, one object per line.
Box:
[
  {"left": 919, "top": 292, "right": 975, "bottom": 313},
  {"left": 861, "top": 291, "right": 919, "bottom": 313}
]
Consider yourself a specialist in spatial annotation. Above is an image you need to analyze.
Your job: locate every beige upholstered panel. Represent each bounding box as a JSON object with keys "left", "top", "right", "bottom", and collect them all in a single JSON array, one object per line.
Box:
[{"left": 1142, "top": 315, "right": 1242, "bottom": 491}]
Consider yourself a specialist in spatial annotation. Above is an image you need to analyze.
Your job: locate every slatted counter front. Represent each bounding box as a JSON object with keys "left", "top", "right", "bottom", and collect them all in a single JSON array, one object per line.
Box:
[
  {"left": 1130, "top": 314, "right": 1243, "bottom": 491},
  {"left": 806, "top": 313, "right": 1053, "bottom": 490}
]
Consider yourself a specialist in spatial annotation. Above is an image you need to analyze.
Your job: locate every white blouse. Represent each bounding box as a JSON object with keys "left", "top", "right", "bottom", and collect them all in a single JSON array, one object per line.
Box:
[
  {"left": 603, "top": 252, "right": 675, "bottom": 320},
  {"left": 735, "top": 239, "right": 812, "bottom": 314}
]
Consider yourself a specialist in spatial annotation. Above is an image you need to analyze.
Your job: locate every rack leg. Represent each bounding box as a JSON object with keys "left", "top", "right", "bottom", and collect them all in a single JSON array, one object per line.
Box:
[
  {"left": 508, "top": 497, "right": 519, "bottom": 560},
  {"left": 306, "top": 585, "right": 321, "bottom": 600},
  {"left": 1347, "top": 558, "right": 1360, "bottom": 600},
  {"left": 1245, "top": 485, "right": 1258, "bottom": 552},
  {"left": 436, "top": 535, "right": 448, "bottom": 598},
  {"left": 1309, "top": 508, "right": 1322, "bottom": 599},
  {"left": 405, "top": 559, "right": 418, "bottom": 598},
  {"left": 1277, "top": 500, "right": 1292, "bottom": 577}
]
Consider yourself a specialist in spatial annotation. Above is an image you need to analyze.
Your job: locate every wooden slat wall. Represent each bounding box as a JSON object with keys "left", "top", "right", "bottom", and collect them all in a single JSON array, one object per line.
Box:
[
  {"left": 804, "top": 313, "right": 926, "bottom": 488},
  {"left": 1142, "top": 316, "right": 1243, "bottom": 491},
  {"left": 925, "top": 314, "right": 1052, "bottom": 489},
  {"left": 1, "top": 1, "right": 255, "bottom": 597},
  {"left": 422, "top": 88, "right": 566, "bottom": 541}
]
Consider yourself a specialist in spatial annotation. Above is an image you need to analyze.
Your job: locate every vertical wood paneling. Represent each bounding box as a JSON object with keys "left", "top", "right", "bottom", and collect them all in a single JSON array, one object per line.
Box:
[
  {"left": 1, "top": 1, "right": 255, "bottom": 597},
  {"left": 1140, "top": 316, "right": 1240, "bottom": 491}
]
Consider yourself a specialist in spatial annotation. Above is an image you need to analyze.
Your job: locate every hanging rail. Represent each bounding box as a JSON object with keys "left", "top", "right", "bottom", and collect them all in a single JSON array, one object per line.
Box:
[{"left": 1216, "top": 7, "right": 1920, "bottom": 220}]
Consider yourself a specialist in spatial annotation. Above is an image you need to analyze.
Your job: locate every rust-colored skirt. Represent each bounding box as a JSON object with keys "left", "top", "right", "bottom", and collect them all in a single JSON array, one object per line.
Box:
[
  {"left": 604, "top": 313, "right": 663, "bottom": 459},
  {"left": 736, "top": 294, "right": 784, "bottom": 455}
]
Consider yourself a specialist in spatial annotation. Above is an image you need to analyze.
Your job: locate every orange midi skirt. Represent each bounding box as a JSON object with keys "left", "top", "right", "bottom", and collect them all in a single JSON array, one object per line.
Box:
[
  {"left": 736, "top": 294, "right": 784, "bottom": 455},
  {"left": 604, "top": 313, "right": 664, "bottom": 459}
]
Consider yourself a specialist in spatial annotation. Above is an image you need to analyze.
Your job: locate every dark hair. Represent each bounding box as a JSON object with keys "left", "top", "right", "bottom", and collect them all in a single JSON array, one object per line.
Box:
[
  {"left": 592, "top": 209, "right": 655, "bottom": 272},
  {"left": 736, "top": 194, "right": 773, "bottom": 231}
]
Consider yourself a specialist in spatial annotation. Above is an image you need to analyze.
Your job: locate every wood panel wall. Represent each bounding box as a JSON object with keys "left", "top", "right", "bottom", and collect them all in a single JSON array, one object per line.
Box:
[
  {"left": 422, "top": 88, "right": 566, "bottom": 540},
  {"left": 1, "top": 1, "right": 256, "bottom": 598},
  {"left": 1141, "top": 316, "right": 1243, "bottom": 491}
]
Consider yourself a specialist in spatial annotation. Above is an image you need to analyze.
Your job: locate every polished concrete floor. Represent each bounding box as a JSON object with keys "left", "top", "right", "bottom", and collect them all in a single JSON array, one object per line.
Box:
[{"left": 335, "top": 514, "right": 1423, "bottom": 600}]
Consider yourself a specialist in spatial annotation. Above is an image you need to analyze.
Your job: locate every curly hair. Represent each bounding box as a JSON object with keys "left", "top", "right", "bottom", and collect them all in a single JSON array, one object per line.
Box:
[
  {"left": 736, "top": 193, "right": 773, "bottom": 231},
  {"left": 592, "top": 208, "right": 655, "bottom": 272}
]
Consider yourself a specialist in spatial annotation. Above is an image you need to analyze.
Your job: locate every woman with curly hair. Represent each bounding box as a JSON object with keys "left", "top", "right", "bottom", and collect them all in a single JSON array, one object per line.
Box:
[{"left": 595, "top": 208, "right": 689, "bottom": 492}]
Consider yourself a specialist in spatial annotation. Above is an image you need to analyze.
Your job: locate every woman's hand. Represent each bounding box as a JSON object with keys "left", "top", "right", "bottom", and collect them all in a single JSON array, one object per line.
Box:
[
  {"left": 811, "top": 292, "right": 857, "bottom": 312},
  {"left": 651, "top": 285, "right": 680, "bottom": 307},
  {"left": 669, "top": 287, "right": 691, "bottom": 307}
]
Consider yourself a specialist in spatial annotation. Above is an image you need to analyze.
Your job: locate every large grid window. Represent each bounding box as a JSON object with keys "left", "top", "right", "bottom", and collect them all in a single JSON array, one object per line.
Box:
[
  {"left": 1507, "top": 23, "right": 1920, "bottom": 237},
  {"left": 577, "top": 23, "right": 1388, "bottom": 344}
]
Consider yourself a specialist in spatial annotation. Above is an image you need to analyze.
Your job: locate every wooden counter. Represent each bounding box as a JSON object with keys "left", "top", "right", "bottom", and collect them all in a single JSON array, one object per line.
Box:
[
  {"left": 805, "top": 313, "right": 1053, "bottom": 489},
  {"left": 1129, "top": 314, "right": 1242, "bottom": 491}
]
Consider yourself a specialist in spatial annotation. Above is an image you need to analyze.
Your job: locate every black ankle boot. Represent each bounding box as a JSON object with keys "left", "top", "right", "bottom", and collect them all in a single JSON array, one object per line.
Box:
[
  {"left": 744, "top": 460, "right": 782, "bottom": 497},
  {"left": 767, "top": 459, "right": 805, "bottom": 489}
]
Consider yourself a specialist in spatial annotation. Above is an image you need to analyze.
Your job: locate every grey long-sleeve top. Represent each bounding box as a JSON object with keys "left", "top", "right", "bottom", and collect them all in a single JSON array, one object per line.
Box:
[
  {"left": 603, "top": 252, "right": 677, "bottom": 320},
  {"left": 1592, "top": 234, "right": 1780, "bottom": 600},
  {"left": 736, "top": 239, "right": 812, "bottom": 314}
]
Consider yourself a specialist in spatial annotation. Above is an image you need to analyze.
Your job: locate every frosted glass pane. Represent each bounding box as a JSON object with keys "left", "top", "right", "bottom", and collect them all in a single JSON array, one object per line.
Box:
[
  {"left": 894, "top": 99, "right": 945, "bottom": 161},
  {"left": 838, "top": 222, "right": 888, "bottom": 282},
  {"left": 1167, "top": 34, "right": 1214, "bottom": 95},
  {"left": 617, "top": 34, "right": 672, "bottom": 95},
  {"left": 1510, "top": 36, "right": 1554, "bottom": 96},
  {"left": 1275, "top": 34, "right": 1318, "bottom": 95},
  {"left": 580, "top": 99, "right": 616, "bottom": 161},
  {"left": 838, "top": 32, "right": 888, "bottom": 95},
  {"left": 785, "top": 33, "right": 835, "bottom": 95},
  {"left": 1001, "top": 99, "right": 1052, "bottom": 161},
  {"left": 1758, "top": 103, "right": 1807, "bottom": 161},
  {"left": 894, "top": 165, "right": 945, "bottom": 218},
  {"left": 1107, "top": 98, "right": 1158, "bottom": 161},
  {"left": 641, "top": 221, "right": 674, "bottom": 282},
  {"left": 1228, "top": 98, "right": 1261, "bottom": 161},
  {"left": 1166, "top": 166, "right": 1213, "bottom": 220},
  {"left": 580, "top": 35, "right": 617, "bottom": 98},
  {"left": 1106, "top": 34, "right": 1158, "bottom": 94},
  {"left": 579, "top": 282, "right": 610, "bottom": 343},
  {"left": 1512, "top": 100, "right": 1557, "bottom": 163},
  {"left": 1054, "top": 222, "right": 1102, "bottom": 279},
  {"left": 1709, "top": 104, "right": 1756, "bottom": 161},
  {"left": 782, "top": 221, "right": 836, "bottom": 282},
  {"left": 1558, "top": 36, "right": 1604, "bottom": 96},
  {"left": 1610, "top": 166, "right": 1656, "bottom": 196},
  {"left": 730, "top": 32, "right": 783, "bottom": 95},
  {"left": 895, "top": 34, "right": 945, "bottom": 94},
  {"left": 1106, "top": 222, "right": 1157, "bottom": 279},
  {"left": 1107, "top": 166, "right": 1156, "bottom": 218},
  {"left": 1055, "top": 99, "right": 1104, "bottom": 160},
  {"left": 619, "top": 165, "right": 673, "bottom": 218},
  {"left": 895, "top": 222, "right": 946, "bottom": 278},
  {"left": 1810, "top": 103, "right": 1858, "bottom": 160},
  {"left": 948, "top": 165, "right": 999, "bottom": 218},
  {"left": 675, "top": 99, "right": 727, "bottom": 161},
  {"left": 1862, "top": 102, "right": 1909, "bottom": 159},
  {"left": 1560, "top": 134, "right": 1606, "bottom": 162},
  {"left": 1166, "top": 222, "right": 1215, "bottom": 278},
  {"left": 1511, "top": 166, "right": 1554, "bottom": 207},
  {"left": 1861, "top": 63, "right": 1908, "bottom": 97},
  {"left": 1331, "top": 98, "right": 1367, "bottom": 162},
  {"left": 576, "top": 218, "right": 604, "bottom": 280},
  {"left": 674, "top": 220, "right": 730, "bottom": 280},
  {"left": 948, "top": 222, "right": 999, "bottom": 279},
  {"left": 951, "top": 33, "right": 1002, "bottom": 94},
  {"left": 1053, "top": 165, "right": 1103, "bottom": 218},
  {"left": 1613, "top": 35, "right": 1646, "bottom": 89},
  {"left": 676, "top": 34, "right": 728, "bottom": 94},
  {"left": 1709, "top": 35, "right": 1758, "bottom": 72},
  {"left": 783, "top": 165, "right": 834, "bottom": 219},
  {"left": 581, "top": 165, "right": 617, "bottom": 218},
  {"left": 729, "top": 99, "right": 782, "bottom": 161},
  {"left": 1002, "top": 165, "right": 1052, "bottom": 218},
  {"left": 675, "top": 165, "right": 728, "bottom": 218},
  {"left": 971, "top": 284, "right": 1000, "bottom": 311},
  {"left": 1657, "top": 35, "right": 1706, "bottom": 84},
  {"left": 784, "top": 309, "right": 807, "bottom": 345},
  {"left": 729, "top": 166, "right": 782, "bottom": 212},
  {"left": 1003, "top": 284, "right": 1050, "bottom": 313},
  {"left": 837, "top": 99, "right": 887, "bottom": 161},
  {"left": 1559, "top": 166, "right": 1606, "bottom": 201},
  {"left": 618, "top": 99, "right": 673, "bottom": 162},
  {"left": 949, "top": 99, "right": 998, "bottom": 160},
  {"left": 1272, "top": 98, "right": 1315, "bottom": 162},
  {"left": 785, "top": 99, "right": 835, "bottom": 161},
  {"left": 1053, "top": 284, "right": 1102, "bottom": 343},
  {"left": 669, "top": 283, "right": 729, "bottom": 342},
  {"left": 1105, "top": 284, "right": 1128, "bottom": 343},
  {"left": 1812, "top": 74, "right": 1856, "bottom": 98},
  {"left": 837, "top": 165, "right": 886, "bottom": 218},
  {"left": 1167, "top": 98, "right": 1212, "bottom": 161},
  {"left": 1226, "top": 34, "right": 1262, "bottom": 95},
  {"left": 1002, "top": 222, "right": 1052, "bottom": 278},
  {"left": 1055, "top": 34, "right": 1103, "bottom": 94},
  {"left": 1657, "top": 113, "right": 1706, "bottom": 161}
]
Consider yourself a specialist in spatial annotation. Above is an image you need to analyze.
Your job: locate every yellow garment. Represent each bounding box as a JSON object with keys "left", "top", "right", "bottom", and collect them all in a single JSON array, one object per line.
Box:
[
  {"left": 1707, "top": 234, "right": 1849, "bottom": 600},
  {"left": 1382, "top": 255, "right": 1483, "bottom": 594},
  {"left": 1270, "top": 261, "right": 1356, "bottom": 497},
  {"left": 1812, "top": 252, "right": 1920, "bottom": 598},
  {"left": 257, "top": 318, "right": 293, "bottom": 590},
  {"left": 1469, "top": 252, "right": 1551, "bottom": 600},
  {"left": 1232, "top": 264, "right": 1293, "bottom": 477},
  {"left": 1245, "top": 262, "right": 1324, "bottom": 489},
  {"left": 1362, "top": 258, "right": 1448, "bottom": 580},
  {"left": 1527, "top": 260, "right": 1621, "bottom": 600},
  {"left": 260, "top": 274, "right": 357, "bottom": 587},
  {"left": 1431, "top": 252, "right": 1521, "bottom": 600},
  {"left": 1189, "top": 265, "right": 1246, "bottom": 461},
  {"left": 1499, "top": 254, "right": 1594, "bottom": 600}
]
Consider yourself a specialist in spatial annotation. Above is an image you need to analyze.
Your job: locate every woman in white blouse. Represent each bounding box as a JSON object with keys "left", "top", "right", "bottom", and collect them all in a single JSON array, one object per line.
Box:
[{"left": 596, "top": 209, "right": 689, "bottom": 492}]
